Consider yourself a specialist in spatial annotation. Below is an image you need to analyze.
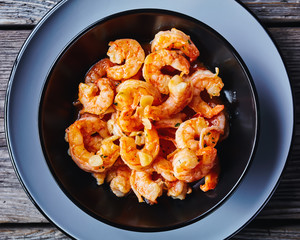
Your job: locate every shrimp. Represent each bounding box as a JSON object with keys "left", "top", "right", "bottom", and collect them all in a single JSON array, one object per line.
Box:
[
  {"left": 200, "top": 127, "right": 221, "bottom": 148},
  {"left": 78, "top": 78, "right": 115, "bottom": 116},
  {"left": 78, "top": 114, "right": 105, "bottom": 152},
  {"left": 171, "top": 147, "right": 217, "bottom": 182},
  {"left": 189, "top": 96, "right": 224, "bottom": 119},
  {"left": 200, "top": 112, "right": 227, "bottom": 148},
  {"left": 96, "top": 135, "right": 120, "bottom": 171},
  {"left": 92, "top": 172, "right": 107, "bottom": 185},
  {"left": 191, "top": 67, "right": 224, "bottom": 97},
  {"left": 119, "top": 123, "right": 160, "bottom": 170},
  {"left": 153, "top": 112, "right": 186, "bottom": 129},
  {"left": 164, "top": 180, "right": 192, "bottom": 200},
  {"left": 188, "top": 67, "right": 224, "bottom": 118},
  {"left": 117, "top": 109, "right": 143, "bottom": 132},
  {"left": 106, "top": 164, "right": 132, "bottom": 197},
  {"left": 175, "top": 116, "right": 208, "bottom": 152},
  {"left": 130, "top": 170, "right": 163, "bottom": 204},
  {"left": 144, "top": 75, "right": 193, "bottom": 120},
  {"left": 152, "top": 156, "right": 177, "bottom": 182},
  {"left": 152, "top": 156, "right": 192, "bottom": 200},
  {"left": 107, "top": 39, "right": 145, "bottom": 80},
  {"left": 66, "top": 116, "right": 111, "bottom": 173},
  {"left": 143, "top": 49, "right": 190, "bottom": 94},
  {"left": 107, "top": 112, "right": 123, "bottom": 137},
  {"left": 200, "top": 157, "right": 220, "bottom": 192},
  {"left": 114, "top": 80, "right": 161, "bottom": 112},
  {"left": 208, "top": 111, "right": 226, "bottom": 134},
  {"left": 151, "top": 28, "right": 200, "bottom": 62},
  {"left": 85, "top": 58, "right": 115, "bottom": 83}
]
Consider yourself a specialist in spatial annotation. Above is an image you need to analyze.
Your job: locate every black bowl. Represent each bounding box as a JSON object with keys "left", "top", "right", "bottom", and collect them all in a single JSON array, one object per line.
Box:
[{"left": 39, "top": 9, "right": 258, "bottom": 232}]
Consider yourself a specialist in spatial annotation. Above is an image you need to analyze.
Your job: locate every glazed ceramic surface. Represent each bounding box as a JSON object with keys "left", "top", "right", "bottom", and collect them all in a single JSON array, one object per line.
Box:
[
  {"left": 6, "top": 0, "right": 293, "bottom": 239},
  {"left": 40, "top": 9, "right": 257, "bottom": 231}
]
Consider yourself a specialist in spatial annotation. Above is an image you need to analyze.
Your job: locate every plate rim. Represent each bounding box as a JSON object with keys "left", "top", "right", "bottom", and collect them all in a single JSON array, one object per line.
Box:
[
  {"left": 4, "top": 0, "right": 294, "bottom": 239},
  {"left": 38, "top": 7, "right": 260, "bottom": 232},
  {"left": 226, "top": 0, "right": 295, "bottom": 237}
]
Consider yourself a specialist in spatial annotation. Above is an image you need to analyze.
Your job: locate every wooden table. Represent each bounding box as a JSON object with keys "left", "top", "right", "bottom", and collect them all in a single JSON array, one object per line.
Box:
[{"left": 1, "top": 1, "right": 299, "bottom": 239}]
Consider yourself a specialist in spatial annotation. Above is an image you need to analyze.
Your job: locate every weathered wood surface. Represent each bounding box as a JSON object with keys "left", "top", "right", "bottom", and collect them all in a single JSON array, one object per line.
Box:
[
  {"left": 242, "top": 0, "right": 300, "bottom": 24},
  {"left": 0, "top": 0, "right": 300, "bottom": 26},
  {"left": 0, "top": 224, "right": 67, "bottom": 239},
  {"left": 0, "top": 0, "right": 61, "bottom": 26},
  {"left": 1, "top": 0, "right": 300, "bottom": 239}
]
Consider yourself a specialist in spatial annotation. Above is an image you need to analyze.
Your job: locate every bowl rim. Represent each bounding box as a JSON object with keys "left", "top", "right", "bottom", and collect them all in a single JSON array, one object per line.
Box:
[
  {"left": 38, "top": 8, "right": 260, "bottom": 232},
  {"left": 6, "top": 0, "right": 295, "bottom": 238}
]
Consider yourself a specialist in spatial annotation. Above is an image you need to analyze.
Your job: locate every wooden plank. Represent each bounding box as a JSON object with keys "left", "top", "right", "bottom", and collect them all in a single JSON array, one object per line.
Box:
[
  {"left": 234, "top": 220, "right": 300, "bottom": 239},
  {"left": 0, "top": 0, "right": 61, "bottom": 25},
  {"left": 0, "top": 30, "right": 30, "bottom": 150},
  {"left": 0, "top": 1, "right": 299, "bottom": 26},
  {"left": 0, "top": 224, "right": 68, "bottom": 239},
  {"left": 242, "top": 0, "right": 300, "bottom": 23},
  {"left": 0, "top": 30, "right": 30, "bottom": 92},
  {"left": 0, "top": 146, "right": 47, "bottom": 223},
  {"left": 1, "top": 221, "right": 300, "bottom": 240}
]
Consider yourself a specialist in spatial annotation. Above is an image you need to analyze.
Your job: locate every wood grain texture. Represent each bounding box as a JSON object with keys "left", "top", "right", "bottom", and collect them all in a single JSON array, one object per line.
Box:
[
  {"left": 234, "top": 220, "right": 300, "bottom": 239},
  {"left": 0, "top": 29, "right": 55, "bottom": 224},
  {"left": 255, "top": 27, "right": 300, "bottom": 220},
  {"left": 0, "top": 0, "right": 299, "bottom": 26},
  {"left": 242, "top": 0, "right": 300, "bottom": 23},
  {"left": 0, "top": 0, "right": 61, "bottom": 25},
  {"left": 1, "top": 1, "right": 300, "bottom": 238},
  {"left": 0, "top": 224, "right": 67, "bottom": 239}
]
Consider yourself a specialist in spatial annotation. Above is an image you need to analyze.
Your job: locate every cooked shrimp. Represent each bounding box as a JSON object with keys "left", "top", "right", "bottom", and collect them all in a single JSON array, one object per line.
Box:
[
  {"left": 171, "top": 147, "right": 217, "bottom": 182},
  {"left": 200, "top": 128, "right": 221, "bottom": 148},
  {"left": 188, "top": 67, "right": 224, "bottom": 118},
  {"left": 175, "top": 116, "right": 208, "bottom": 152},
  {"left": 66, "top": 116, "right": 110, "bottom": 173},
  {"left": 131, "top": 67, "right": 144, "bottom": 80},
  {"left": 151, "top": 28, "right": 200, "bottom": 62},
  {"left": 106, "top": 165, "right": 132, "bottom": 197},
  {"left": 78, "top": 78, "right": 115, "bottom": 116},
  {"left": 114, "top": 80, "right": 161, "bottom": 112},
  {"left": 208, "top": 111, "right": 226, "bottom": 133},
  {"left": 165, "top": 180, "right": 191, "bottom": 200},
  {"left": 143, "top": 49, "right": 190, "bottom": 94},
  {"left": 96, "top": 135, "right": 120, "bottom": 171},
  {"left": 120, "top": 123, "right": 160, "bottom": 170},
  {"left": 199, "top": 112, "right": 227, "bottom": 148},
  {"left": 191, "top": 67, "right": 224, "bottom": 97},
  {"left": 106, "top": 112, "right": 125, "bottom": 137},
  {"left": 130, "top": 170, "right": 163, "bottom": 204},
  {"left": 152, "top": 156, "right": 177, "bottom": 182},
  {"left": 200, "top": 158, "right": 220, "bottom": 192},
  {"left": 144, "top": 75, "right": 193, "bottom": 120},
  {"left": 107, "top": 39, "right": 145, "bottom": 80},
  {"left": 79, "top": 114, "right": 104, "bottom": 153},
  {"left": 66, "top": 29, "right": 228, "bottom": 203},
  {"left": 92, "top": 172, "right": 107, "bottom": 185},
  {"left": 153, "top": 113, "right": 186, "bottom": 129},
  {"left": 117, "top": 109, "right": 143, "bottom": 132},
  {"left": 85, "top": 58, "right": 115, "bottom": 83},
  {"left": 189, "top": 96, "right": 224, "bottom": 119}
]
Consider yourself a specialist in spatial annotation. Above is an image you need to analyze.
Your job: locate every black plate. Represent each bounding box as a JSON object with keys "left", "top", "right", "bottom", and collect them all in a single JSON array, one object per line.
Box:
[
  {"left": 39, "top": 9, "right": 257, "bottom": 231},
  {"left": 5, "top": 0, "right": 293, "bottom": 239}
]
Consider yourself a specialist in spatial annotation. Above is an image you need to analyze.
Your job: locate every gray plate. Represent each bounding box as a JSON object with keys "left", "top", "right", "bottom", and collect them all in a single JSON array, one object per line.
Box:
[{"left": 5, "top": 0, "right": 294, "bottom": 239}]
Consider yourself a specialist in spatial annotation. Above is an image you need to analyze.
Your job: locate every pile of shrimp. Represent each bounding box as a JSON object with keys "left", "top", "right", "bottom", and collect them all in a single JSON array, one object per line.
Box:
[{"left": 65, "top": 28, "right": 228, "bottom": 204}]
